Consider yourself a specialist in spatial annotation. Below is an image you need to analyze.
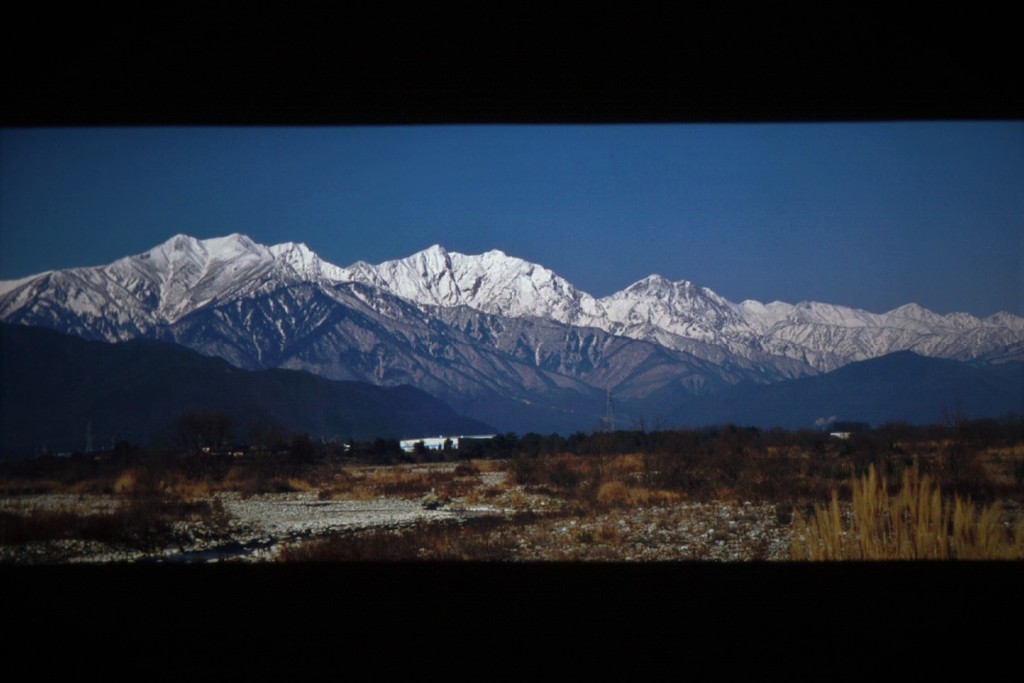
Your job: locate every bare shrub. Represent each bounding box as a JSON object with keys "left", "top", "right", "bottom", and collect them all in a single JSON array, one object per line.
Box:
[
  {"left": 938, "top": 441, "right": 995, "bottom": 501},
  {"left": 643, "top": 450, "right": 715, "bottom": 499},
  {"left": 453, "top": 462, "right": 479, "bottom": 477},
  {"left": 509, "top": 455, "right": 541, "bottom": 485},
  {"left": 547, "top": 456, "right": 581, "bottom": 489}
]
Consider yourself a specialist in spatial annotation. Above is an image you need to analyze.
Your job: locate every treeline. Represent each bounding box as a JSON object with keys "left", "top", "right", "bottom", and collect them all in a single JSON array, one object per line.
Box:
[
  {"left": 475, "top": 414, "right": 1024, "bottom": 460},
  {"left": 12, "top": 410, "right": 1024, "bottom": 464}
]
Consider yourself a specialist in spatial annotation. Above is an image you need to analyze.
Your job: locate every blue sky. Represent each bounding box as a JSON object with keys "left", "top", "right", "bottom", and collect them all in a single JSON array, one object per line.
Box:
[{"left": 1, "top": 122, "right": 1021, "bottom": 316}]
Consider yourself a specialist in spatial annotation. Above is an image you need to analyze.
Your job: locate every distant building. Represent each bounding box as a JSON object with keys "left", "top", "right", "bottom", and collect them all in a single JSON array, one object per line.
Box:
[
  {"left": 828, "top": 421, "right": 870, "bottom": 440},
  {"left": 399, "top": 434, "right": 496, "bottom": 453}
]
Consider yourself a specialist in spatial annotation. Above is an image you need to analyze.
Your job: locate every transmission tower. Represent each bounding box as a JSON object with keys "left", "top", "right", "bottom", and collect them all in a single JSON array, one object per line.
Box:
[{"left": 601, "top": 388, "right": 616, "bottom": 432}]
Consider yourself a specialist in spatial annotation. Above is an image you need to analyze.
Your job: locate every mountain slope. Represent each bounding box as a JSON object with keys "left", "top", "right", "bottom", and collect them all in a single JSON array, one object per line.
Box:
[
  {"left": 673, "top": 351, "right": 1024, "bottom": 429},
  {"left": 0, "top": 324, "right": 493, "bottom": 457}
]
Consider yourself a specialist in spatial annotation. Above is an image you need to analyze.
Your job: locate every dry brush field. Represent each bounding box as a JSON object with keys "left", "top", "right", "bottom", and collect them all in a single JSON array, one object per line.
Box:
[{"left": 2, "top": 422, "right": 1023, "bottom": 563}]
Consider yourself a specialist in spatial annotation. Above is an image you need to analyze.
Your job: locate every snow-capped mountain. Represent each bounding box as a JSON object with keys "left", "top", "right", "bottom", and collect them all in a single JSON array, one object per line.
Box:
[
  {"left": 731, "top": 299, "right": 1024, "bottom": 370},
  {"left": 336, "top": 244, "right": 607, "bottom": 325},
  {"left": 2, "top": 233, "right": 1022, "bottom": 432},
  {"left": 335, "top": 242, "right": 1024, "bottom": 371},
  {"left": 0, "top": 233, "right": 345, "bottom": 340}
]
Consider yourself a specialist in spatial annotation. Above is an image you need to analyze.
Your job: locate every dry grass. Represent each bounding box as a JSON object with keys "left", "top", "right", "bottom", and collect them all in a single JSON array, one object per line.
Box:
[
  {"left": 0, "top": 496, "right": 229, "bottom": 553},
  {"left": 791, "top": 463, "right": 1024, "bottom": 560},
  {"left": 365, "top": 468, "right": 445, "bottom": 497},
  {"left": 311, "top": 464, "right": 484, "bottom": 501},
  {"left": 595, "top": 480, "right": 680, "bottom": 507},
  {"left": 4, "top": 426, "right": 1021, "bottom": 563},
  {"left": 461, "top": 485, "right": 507, "bottom": 505},
  {"left": 109, "top": 467, "right": 224, "bottom": 501},
  {"left": 0, "top": 477, "right": 67, "bottom": 496},
  {"left": 222, "top": 469, "right": 297, "bottom": 497},
  {"left": 277, "top": 514, "right": 534, "bottom": 562},
  {"left": 469, "top": 458, "right": 504, "bottom": 473},
  {"left": 510, "top": 452, "right": 689, "bottom": 512},
  {"left": 113, "top": 469, "right": 141, "bottom": 494}
]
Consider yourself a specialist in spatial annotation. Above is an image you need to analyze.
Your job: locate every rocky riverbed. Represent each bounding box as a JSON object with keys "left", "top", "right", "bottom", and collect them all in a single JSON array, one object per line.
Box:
[{"left": 0, "top": 463, "right": 795, "bottom": 563}]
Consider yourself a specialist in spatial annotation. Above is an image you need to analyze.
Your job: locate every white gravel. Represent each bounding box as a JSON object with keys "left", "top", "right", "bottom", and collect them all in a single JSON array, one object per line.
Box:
[{"left": 1, "top": 476, "right": 795, "bottom": 563}]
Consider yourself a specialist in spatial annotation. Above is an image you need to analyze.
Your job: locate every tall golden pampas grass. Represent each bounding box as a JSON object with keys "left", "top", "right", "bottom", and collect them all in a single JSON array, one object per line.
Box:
[{"left": 792, "top": 463, "right": 1024, "bottom": 560}]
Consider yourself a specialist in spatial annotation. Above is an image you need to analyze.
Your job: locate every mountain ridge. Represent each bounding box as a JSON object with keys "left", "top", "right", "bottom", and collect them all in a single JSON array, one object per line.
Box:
[
  {"left": 3, "top": 233, "right": 1022, "bottom": 433},
  {"left": 5, "top": 232, "right": 1017, "bottom": 339},
  {"left": 672, "top": 350, "right": 1024, "bottom": 430},
  {"left": 325, "top": 239, "right": 1024, "bottom": 369}
]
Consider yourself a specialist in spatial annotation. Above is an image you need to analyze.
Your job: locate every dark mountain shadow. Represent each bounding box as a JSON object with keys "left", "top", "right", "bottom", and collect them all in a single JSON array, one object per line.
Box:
[{"left": 0, "top": 324, "right": 493, "bottom": 457}]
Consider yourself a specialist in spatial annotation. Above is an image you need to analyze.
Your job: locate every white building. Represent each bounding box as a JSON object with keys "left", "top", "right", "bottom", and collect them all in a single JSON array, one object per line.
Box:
[{"left": 399, "top": 434, "right": 495, "bottom": 453}]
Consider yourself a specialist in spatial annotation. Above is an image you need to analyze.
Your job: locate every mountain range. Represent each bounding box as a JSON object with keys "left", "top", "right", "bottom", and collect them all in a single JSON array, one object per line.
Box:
[{"left": 2, "top": 233, "right": 1022, "bottom": 434}]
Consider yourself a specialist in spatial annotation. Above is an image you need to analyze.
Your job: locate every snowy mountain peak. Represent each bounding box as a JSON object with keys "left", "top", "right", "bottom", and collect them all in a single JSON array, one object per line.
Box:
[
  {"left": 202, "top": 233, "right": 261, "bottom": 259},
  {"left": 404, "top": 243, "right": 450, "bottom": 262},
  {"left": 268, "top": 240, "right": 333, "bottom": 280},
  {"left": 891, "top": 302, "right": 929, "bottom": 316},
  {"left": 599, "top": 273, "right": 750, "bottom": 346},
  {"left": 613, "top": 274, "right": 731, "bottom": 308},
  {"left": 163, "top": 233, "right": 202, "bottom": 251},
  {"left": 141, "top": 233, "right": 202, "bottom": 263},
  {"left": 366, "top": 244, "right": 459, "bottom": 284},
  {"left": 629, "top": 274, "right": 673, "bottom": 290},
  {"left": 421, "top": 243, "right": 449, "bottom": 256},
  {"left": 333, "top": 244, "right": 602, "bottom": 323},
  {"left": 138, "top": 233, "right": 264, "bottom": 269},
  {"left": 986, "top": 312, "right": 1024, "bottom": 331},
  {"left": 268, "top": 240, "right": 314, "bottom": 258},
  {"left": 737, "top": 300, "right": 796, "bottom": 330}
]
